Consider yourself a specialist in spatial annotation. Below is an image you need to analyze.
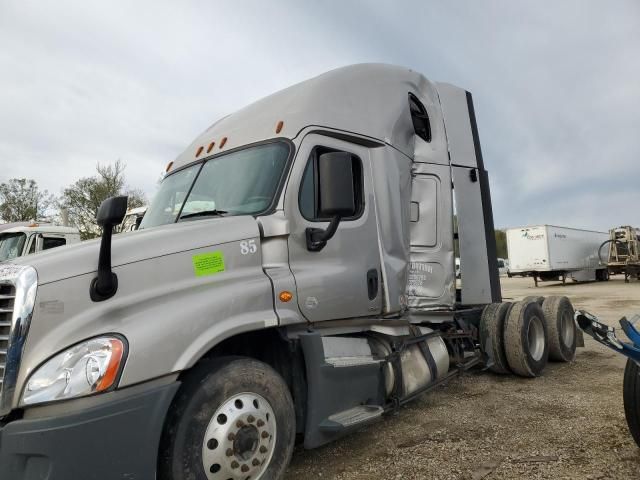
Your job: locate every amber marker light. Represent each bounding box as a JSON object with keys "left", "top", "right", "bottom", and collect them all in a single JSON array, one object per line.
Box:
[
  {"left": 219, "top": 137, "right": 228, "bottom": 148},
  {"left": 275, "top": 120, "right": 284, "bottom": 134},
  {"left": 196, "top": 146, "right": 204, "bottom": 157},
  {"left": 96, "top": 338, "right": 125, "bottom": 392},
  {"left": 165, "top": 161, "right": 174, "bottom": 173},
  {"left": 207, "top": 141, "right": 215, "bottom": 153},
  {"left": 279, "top": 291, "right": 293, "bottom": 303}
]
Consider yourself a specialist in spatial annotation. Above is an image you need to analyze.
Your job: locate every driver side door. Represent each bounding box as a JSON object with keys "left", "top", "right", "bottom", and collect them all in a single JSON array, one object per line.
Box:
[{"left": 285, "top": 134, "right": 382, "bottom": 322}]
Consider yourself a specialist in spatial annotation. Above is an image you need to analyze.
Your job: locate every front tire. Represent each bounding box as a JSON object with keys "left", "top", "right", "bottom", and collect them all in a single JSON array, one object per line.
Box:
[
  {"left": 159, "top": 357, "right": 295, "bottom": 480},
  {"left": 624, "top": 358, "right": 640, "bottom": 448}
]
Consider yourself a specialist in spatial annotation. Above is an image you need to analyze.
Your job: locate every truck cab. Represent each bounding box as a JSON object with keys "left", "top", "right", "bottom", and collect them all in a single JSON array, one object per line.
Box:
[
  {"left": 0, "top": 64, "right": 575, "bottom": 480},
  {"left": 117, "top": 206, "right": 147, "bottom": 233},
  {"left": 0, "top": 224, "right": 80, "bottom": 263}
]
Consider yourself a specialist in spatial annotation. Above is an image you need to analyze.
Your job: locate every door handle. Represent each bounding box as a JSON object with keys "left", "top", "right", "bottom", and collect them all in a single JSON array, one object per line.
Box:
[{"left": 367, "top": 269, "right": 379, "bottom": 300}]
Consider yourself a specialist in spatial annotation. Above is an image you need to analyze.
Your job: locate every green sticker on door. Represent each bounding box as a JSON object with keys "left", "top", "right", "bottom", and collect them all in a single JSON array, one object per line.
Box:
[{"left": 192, "top": 251, "right": 225, "bottom": 277}]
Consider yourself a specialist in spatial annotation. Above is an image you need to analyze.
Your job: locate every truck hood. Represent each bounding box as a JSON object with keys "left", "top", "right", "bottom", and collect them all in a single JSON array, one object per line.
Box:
[{"left": 12, "top": 216, "right": 261, "bottom": 285}]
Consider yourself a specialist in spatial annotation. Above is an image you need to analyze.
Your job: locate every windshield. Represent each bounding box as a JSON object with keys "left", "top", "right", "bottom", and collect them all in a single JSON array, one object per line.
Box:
[
  {"left": 140, "top": 142, "right": 290, "bottom": 229},
  {"left": 0, "top": 232, "right": 27, "bottom": 262}
]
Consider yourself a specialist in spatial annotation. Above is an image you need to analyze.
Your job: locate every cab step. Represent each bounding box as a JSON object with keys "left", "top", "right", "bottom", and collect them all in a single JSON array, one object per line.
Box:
[
  {"left": 320, "top": 405, "right": 384, "bottom": 431},
  {"left": 300, "top": 332, "right": 384, "bottom": 449}
]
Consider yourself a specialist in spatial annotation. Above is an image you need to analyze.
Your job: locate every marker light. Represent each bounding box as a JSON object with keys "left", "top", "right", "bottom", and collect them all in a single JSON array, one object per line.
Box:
[
  {"left": 275, "top": 120, "right": 284, "bottom": 134},
  {"left": 207, "top": 141, "right": 215, "bottom": 153},
  {"left": 22, "top": 337, "right": 126, "bottom": 406},
  {"left": 165, "top": 161, "right": 174, "bottom": 173},
  {"left": 279, "top": 291, "right": 293, "bottom": 302},
  {"left": 219, "top": 137, "right": 227, "bottom": 148},
  {"left": 196, "top": 146, "right": 204, "bottom": 157}
]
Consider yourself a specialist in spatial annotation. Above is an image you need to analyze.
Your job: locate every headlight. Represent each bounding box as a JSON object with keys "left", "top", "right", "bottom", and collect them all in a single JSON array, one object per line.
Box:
[{"left": 22, "top": 336, "right": 126, "bottom": 406}]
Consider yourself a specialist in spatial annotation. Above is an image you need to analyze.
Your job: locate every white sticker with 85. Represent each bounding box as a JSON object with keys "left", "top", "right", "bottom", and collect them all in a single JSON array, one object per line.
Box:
[{"left": 240, "top": 240, "right": 257, "bottom": 255}]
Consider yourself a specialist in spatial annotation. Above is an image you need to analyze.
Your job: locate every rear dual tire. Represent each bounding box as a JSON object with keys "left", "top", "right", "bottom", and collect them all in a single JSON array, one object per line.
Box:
[
  {"left": 504, "top": 301, "right": 549, "bottom": 377},
  {"left": 522, "top": 296, "right": 544, "bottom": 305},
  {"left": 542, "top": 296, "right": 576, "bottom": 362},
  {"left": 480, "top": 302, "right": 512, "bottom": 374}
]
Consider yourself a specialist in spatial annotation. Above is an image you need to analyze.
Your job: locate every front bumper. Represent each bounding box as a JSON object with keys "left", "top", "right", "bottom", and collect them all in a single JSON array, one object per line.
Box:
[{"left": 0, "top": 380, "right": 179, "bottom": 480}]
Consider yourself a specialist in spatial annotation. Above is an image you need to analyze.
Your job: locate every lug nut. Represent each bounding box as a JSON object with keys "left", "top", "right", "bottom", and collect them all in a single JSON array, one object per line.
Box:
[
  {"left": 241, "top": 464, "right": 250, "bottom": 473},
  {"left": 261, "top": 431, "right": 270, "bottom": 439},
  {"left": 247, "top": 415, "right": 255, "bottom": 423},
  {"left": 227, "top": 433, "right": 235, "bottom": 441},
  {"left": 236, "top": 420, "right": 245, "bottom": 428},
  {"left": 259, "top": 446, "right": 268, "bottom": 454},
  {"left": 231, "top": 461, "right": 239, "bottom": 469},
  {"left": 226, "top": 448, "right": 233, "bottom": 457},
  {"left": 256, "top": 419, "right": 265, "bottom": 427},
  {"left": 252, "top": 459, "right": 260, "bottom": 466}
]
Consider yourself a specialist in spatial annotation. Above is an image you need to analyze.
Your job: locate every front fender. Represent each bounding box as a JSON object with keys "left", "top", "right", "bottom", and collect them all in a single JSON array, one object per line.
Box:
[{"left": 15, "top": 228, "right": 277, "bottom": 408}]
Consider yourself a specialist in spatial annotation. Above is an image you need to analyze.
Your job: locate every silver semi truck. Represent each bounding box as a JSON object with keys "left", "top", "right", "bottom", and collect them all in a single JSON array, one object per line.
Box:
[{"left": 0, "top": 65, "right": 578, "bottom": 480}]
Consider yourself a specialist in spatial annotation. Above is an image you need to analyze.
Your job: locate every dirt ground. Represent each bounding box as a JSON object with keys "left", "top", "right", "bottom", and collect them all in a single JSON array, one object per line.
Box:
[{"left": 284, "top": 276, "right": 640, "bottom": 480}]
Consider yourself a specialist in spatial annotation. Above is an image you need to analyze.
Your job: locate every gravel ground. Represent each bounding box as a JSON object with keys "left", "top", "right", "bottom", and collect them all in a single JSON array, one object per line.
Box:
[{"left": 284, "top": 276, "right": 640, "bottom": 479}]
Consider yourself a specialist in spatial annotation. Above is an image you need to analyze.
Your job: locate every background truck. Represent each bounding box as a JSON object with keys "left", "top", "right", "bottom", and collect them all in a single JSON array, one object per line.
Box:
[
  {"left": 0, "top": 64, "right": 579, "bottom": 480},
  {"left": 0, "top": 223, "right": 80, "bottom": 263},
  {"left": 600, "top": 226, "right": 640, "bottom": 282},
  {"left": 117, "top": 206, "right": 147, "bottom": 233},
  {"left": 506, "top": 225, "right": 609, "bottom": 286}
]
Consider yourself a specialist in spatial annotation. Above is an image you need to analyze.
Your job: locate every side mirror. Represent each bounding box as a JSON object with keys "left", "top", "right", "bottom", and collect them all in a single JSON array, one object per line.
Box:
[
  {"left": 35, "top": 234, "right": 44, "bottom": 252},
  {"left": 90, "top": 196, "right": 128, "bottom": 302},
  {"left": 306, "top": 152, "right": 356, "bottom": 251},
  {"left": 97, "top": 196, "right": 128, "bottom": 228},
  {"left": 317, "top": 152, "right": 356, "bottom": 218}
]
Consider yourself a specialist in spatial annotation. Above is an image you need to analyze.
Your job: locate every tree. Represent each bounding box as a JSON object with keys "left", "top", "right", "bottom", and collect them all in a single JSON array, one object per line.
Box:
[
  {"left": 60, "top": 161, "right": 146, "bottom": 240},
  {"left": 0, "top": 178, "right": 54, "bottom": 222}
]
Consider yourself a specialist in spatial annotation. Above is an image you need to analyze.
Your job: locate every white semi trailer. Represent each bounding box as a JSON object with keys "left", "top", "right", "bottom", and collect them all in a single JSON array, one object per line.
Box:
[{"left": 506, "top": 225, "right": 609, "bottom": 286}]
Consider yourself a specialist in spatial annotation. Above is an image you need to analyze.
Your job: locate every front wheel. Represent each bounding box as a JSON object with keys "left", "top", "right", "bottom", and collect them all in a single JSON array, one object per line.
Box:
[
  {"left": 159, "top": 357, "right": 295, "bottom": 480},
  {"left": 623, "top": 358, "right": 640, "bottom": 447}
]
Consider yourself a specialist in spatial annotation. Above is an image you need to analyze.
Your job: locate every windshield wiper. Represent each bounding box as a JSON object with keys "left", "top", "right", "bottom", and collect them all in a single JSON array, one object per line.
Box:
[{"left": 179, "top": 209, "right": 228, "bottom": 220}]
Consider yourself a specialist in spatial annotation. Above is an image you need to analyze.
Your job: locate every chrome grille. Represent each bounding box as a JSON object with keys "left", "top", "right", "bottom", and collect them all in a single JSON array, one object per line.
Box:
[{"left": 0, "top": 283, "right": 15, "bottom": 394}]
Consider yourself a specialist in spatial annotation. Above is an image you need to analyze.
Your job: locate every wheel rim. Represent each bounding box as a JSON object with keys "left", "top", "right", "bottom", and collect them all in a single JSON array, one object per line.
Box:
[
  {"left": 527, "top": 315, "right": 545, "bottom": 361},
  {"left": 560, "top": 310, "right": 575, "bottom": 349},
  {"left": 202, "top": 392, "right": 277, "bottom": 480}
]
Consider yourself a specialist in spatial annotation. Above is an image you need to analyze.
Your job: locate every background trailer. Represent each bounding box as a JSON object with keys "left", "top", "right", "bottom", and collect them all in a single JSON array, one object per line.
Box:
[{"left": 506, "top": 225, "right": 609, "bottom": 286}]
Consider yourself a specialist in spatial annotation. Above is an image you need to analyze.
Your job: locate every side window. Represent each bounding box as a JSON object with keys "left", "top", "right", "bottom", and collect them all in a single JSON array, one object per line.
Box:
[
  {"left": 409, "top": 93, "right": 431, "bottom": 143},
  {"left": 28, "top": 237, "right": 36, "bottom": 254},
  {"left": 42, "top": 237, "right": 66, "bottom": 250},
  {"left": 299, "top": 147, "right": 364, "bottom": 221},
  {"left": 409, "top": 176, "right": 438, "bottom": 248}
]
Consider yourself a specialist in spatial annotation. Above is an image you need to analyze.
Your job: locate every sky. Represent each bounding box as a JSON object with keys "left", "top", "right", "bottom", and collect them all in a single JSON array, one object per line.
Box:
[{"left": 0, "top": 1, "right": 639, "bottom": 231}]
